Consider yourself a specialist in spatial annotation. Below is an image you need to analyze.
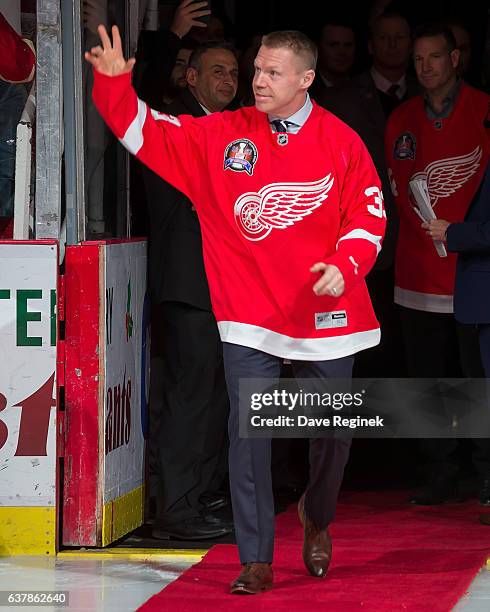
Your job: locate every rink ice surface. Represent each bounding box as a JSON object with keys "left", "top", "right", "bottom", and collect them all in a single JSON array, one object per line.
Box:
[{"left": 0, "top": 552, "right": 489, "bottom": 611}]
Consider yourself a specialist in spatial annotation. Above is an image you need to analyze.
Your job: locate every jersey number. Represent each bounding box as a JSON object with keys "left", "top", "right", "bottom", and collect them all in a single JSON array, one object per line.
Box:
[{"left": 365, "top": 186, "right": 386, "bottom": 219}]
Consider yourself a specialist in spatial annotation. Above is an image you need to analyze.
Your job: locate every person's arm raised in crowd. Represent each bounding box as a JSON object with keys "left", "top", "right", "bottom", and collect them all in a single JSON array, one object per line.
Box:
[
  {"left": 170, "top": 0, "right": 210, "bottom": 39},
  {"left": 86, "top": 25, "right": 204, "bottom": 202},
  {"left": 133, "top": 0, "right": 210, "bottom": 109}
]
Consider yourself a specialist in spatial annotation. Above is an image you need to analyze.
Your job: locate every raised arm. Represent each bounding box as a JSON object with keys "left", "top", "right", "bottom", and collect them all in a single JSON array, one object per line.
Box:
[
  {"left": 85, "top": 25, "right": 206, "bottom": 203},
  {"left": 133, "top": 1, "right": 211, "bottom": 109}
]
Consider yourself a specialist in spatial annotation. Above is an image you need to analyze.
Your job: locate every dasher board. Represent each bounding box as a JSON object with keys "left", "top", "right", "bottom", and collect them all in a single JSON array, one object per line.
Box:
[
  {"left": 63, "top": 239, "right": 148, "bottom": 546},
  {"left": 0, "top": 241, "right": 57, "bottom": 507},
  {"left": 0, "top": 241, "right": 58, "bottom": 555}
]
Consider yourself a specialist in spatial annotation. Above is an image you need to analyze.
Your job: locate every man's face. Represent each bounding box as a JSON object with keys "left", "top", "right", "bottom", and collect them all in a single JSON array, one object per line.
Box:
[
  {"left": 319, "top": 25, "right": 355, "bottom": 77},
  {"left": 187, "top": 48, "right": 238, "bottom": 112},
  {"left": 369, "top": 16, "right": 411, "bottom": 70},
  {"left": 253, "top": 45, "right": 314, "bottom": 118},
  {"left": 413, "top": 35, "right": 459, "bottom": 92},
  {"left": 171, "top": 48, "right": 193, "bottom": 90}
]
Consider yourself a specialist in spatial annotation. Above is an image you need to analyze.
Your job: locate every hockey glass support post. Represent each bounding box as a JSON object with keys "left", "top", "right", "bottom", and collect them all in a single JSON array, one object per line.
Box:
[
  {"left": 36, "top": 0, "right": 62, "bottom": 239},
  {"left": 61, "top": 0, "right": 86, "bottom": 246}
]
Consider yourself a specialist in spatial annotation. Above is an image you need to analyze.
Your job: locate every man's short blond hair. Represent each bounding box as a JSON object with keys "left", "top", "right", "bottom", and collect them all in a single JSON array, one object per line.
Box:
[{"left": 261, "top": 30, "right": 318, "bottom": 71}]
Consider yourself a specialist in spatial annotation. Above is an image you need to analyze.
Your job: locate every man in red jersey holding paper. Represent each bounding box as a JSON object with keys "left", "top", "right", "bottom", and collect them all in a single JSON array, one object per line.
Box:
[
  {"left": 386, "top": 23, "right": 490, "bottom": 507},
  {"left": 86, "top": 25, "right": 385, "bottom": 594}
]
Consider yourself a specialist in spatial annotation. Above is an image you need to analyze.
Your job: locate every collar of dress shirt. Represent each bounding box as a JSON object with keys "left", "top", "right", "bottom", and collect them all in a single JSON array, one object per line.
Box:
[
  {"left": 268, "top": 93, "right": 313, "bottom": 134},
  {"left": 370, "top": 66, "right": 407, "bottom": 99},
  {"left": 423, "top": 77, "right": 462, "bottom": 120},
  {"left": 199, "top": 103, "right": 211, "bottom": 115}
]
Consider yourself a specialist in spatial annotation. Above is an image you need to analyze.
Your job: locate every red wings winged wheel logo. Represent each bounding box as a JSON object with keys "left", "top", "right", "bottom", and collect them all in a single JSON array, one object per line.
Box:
[{"left": 234, "top": 174, "right": 335, "bottom": 241}]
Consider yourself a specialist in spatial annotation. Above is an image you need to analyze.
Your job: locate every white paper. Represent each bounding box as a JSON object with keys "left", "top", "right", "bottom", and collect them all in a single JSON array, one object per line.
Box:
[{"left": 409, "top": 178, "right": 447, "bottom": 257}]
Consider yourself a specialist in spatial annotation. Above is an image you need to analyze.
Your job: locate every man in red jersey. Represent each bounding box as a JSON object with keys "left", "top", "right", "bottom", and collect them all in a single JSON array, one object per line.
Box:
[
  {"left": 386, "top": 23, "right": 490, "bottom": 507},
  {"left": 86, "top": 26, "right": 385, "bottom": 594}
]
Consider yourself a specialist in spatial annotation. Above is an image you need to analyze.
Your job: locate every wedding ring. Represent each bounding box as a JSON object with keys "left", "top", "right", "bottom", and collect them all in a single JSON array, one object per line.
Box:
[{"left": 332, "top": 287, "right": 338, "bottom": 296}]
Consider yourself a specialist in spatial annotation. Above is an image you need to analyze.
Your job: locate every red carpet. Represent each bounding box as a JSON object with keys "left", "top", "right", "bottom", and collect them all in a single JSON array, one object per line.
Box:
[{"left": 139, "top": 491, "right": 490, "bottom": 611}]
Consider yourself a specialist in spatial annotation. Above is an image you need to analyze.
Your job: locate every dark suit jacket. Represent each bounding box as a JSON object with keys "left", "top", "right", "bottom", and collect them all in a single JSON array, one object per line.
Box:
[
  {"left": 132, "top": 28, "right": 182, "bottom": 111},
  {"left": 447, "top": 160, "right": 490, "bottom": 324},
  {"left": 139, "top": 89, "right": 212, "bottom": 310},
  {"left": 316, "top": 70, "right": 419, "bottom": 270}
]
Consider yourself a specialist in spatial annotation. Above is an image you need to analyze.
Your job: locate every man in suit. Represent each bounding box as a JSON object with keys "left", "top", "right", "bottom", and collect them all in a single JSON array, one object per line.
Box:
[
  {"left": 317, "top": 11, "right": 417, "bottom": 376},
  {"left": 133, "top": 0, "right": 210, "bottom": 109},
  {"left": 433, "top": 157, "right": 490, "bottom": 525},
  {"left": 424, "top": 158, "right": 490, "bottom": 506},
  {"left": 87, "top": 25, "right": 385, "bottom": 595},
  {"left": 136, "top": 41, "right": 239, "bottom": 540},
  {"left": 425, "top": 159, "right": 490, "bottom": 373},
  {"left": 309, "top": 19, "right": 356, "bottom": 100},
  {"left": 386, "top": 23, "right": 489, "bottom": 505}
]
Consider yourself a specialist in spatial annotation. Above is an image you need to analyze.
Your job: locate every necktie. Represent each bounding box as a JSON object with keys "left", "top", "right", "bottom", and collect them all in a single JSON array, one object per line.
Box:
[
  {"left": 271, "top": 119, "right": 292, "bottom": 133},
  {"left": 387, "top": 83, "right": 400, "bottom": 99}
]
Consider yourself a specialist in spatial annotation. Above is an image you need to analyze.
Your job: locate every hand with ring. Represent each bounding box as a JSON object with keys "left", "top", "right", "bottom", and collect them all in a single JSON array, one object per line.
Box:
[{"left": 310, "top": 262, "right": 345, "bottom": 297}]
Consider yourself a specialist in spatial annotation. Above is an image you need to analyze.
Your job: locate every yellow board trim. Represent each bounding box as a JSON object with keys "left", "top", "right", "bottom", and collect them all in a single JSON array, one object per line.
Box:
[
  {"left": 0, "top": 507, "right": 56, "bottom": 556},
  {"left": 101, "top": 485, "right": 144, "bottom": 546},
  {"left": 59, "top": 548, "right": 206, "bottom": 561}
]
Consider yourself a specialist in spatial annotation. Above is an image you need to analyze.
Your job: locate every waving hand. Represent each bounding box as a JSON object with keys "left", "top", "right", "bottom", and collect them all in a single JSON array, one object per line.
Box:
[{"left": 84, "top": 25, "right": 135, "bottom": 76}]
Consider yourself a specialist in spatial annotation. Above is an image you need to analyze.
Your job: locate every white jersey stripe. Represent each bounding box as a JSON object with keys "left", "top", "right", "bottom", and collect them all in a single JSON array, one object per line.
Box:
[
  {"left": 337, "top": 229, "right": 382, "bottom": 254},
  {"left": 218, "top": 321, "right": 380, "bottom": 361},
  {"left": 395, "top": 286, "right": 454, "bottom": 313},
  {"left": 120, "top": 97, "right": 147, "bottom": 155}
]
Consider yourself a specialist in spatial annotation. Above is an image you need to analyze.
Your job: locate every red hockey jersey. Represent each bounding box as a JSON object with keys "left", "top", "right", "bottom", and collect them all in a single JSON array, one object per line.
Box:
[
  {"left": 0, "top": 13, "right": 35, "bottom": 84},
  {"left": 93, "top": 70, "right": 386, "bottom": 360},
  {"left": 386, "top": 83, "right": 489, "bottom": 313}
]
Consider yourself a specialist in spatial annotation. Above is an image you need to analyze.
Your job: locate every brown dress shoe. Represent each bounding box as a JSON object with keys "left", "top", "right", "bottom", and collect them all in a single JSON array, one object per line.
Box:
[
  {"left": 298, "top": 493, "right": 332, "bottom": 577},
  {"left": 230, "top": 562, "right": 273, "bottom": 594},
  {"left": 303, "top": 519, "right": 332, "bottom": 578}
]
